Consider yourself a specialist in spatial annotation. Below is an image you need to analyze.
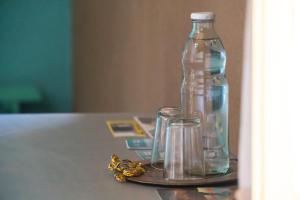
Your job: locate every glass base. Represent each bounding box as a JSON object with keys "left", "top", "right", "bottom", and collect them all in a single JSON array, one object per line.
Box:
[
  {"left": 151, "top": 161, "right": 164, "bottom": 170},
  {"left": 205, "top": 160, "right": 230, "bottom": 175}
]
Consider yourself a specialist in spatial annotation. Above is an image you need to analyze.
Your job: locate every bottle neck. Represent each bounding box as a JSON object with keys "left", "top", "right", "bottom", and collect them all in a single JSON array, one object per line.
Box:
[{"left": 189, "top": 20, "right": 218, "bottom": 39}]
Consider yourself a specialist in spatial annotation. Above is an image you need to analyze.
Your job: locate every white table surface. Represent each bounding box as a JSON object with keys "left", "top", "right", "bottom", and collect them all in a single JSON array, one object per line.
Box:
[{"left": 0, "top": 113, "right": 160, "bottom": 200}]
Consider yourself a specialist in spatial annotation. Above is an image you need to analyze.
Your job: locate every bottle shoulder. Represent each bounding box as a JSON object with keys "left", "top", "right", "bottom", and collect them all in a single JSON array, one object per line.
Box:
[
  {"left": 182, "top": 38, "right": 227, "bottom": 74},
  {"left": 183, "top": 38, "right": 225, "bottom": 53},
  {"left": 188, "top": 25, "right": 219, "bottom": 40}
]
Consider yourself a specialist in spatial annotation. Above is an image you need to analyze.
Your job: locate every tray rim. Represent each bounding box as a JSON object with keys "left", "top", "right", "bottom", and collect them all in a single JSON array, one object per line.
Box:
[{"left": 127, "top": 160, "right": 237, "bottom": 187}]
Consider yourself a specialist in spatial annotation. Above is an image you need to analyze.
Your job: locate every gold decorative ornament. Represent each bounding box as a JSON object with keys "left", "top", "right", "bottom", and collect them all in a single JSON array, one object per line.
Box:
[{"left": 108, "top": 154, "right": 145, "bottom": 182}]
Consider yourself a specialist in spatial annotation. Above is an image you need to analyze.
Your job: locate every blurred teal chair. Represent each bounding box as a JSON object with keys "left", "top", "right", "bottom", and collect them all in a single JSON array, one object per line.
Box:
[{"left": 0, "top": 85, "right": 42, "bottom": 113}]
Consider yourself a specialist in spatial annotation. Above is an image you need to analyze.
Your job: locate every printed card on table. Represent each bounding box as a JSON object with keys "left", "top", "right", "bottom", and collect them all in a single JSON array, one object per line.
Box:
[
  {"left": 157, "top": 187, "right": 236, "bottom": 200},
  {"left": 106, "top": 120, "right": 146, "bottom": 138},
  {"left": 135, "top": 150, "right": 152, "bottom": 160},
  {"left": 133, "top": 116, "right": 156, "bottom": 138},
  {"left": 126, "top": 138, "right": 153, "bottom": 150},
  {"left": 197, "top": 187, "right": 231, "bottom": 194}
]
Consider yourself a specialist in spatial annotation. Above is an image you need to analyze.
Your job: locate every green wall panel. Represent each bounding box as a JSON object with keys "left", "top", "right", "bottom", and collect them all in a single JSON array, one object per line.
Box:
[{"left": 0, "top": 0, "right": 72, "bottom": 112}]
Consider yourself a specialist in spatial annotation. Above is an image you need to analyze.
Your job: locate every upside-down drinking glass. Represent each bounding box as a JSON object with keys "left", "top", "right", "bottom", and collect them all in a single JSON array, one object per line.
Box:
[
  {"left": 163, "top": 116, "right": 205, "bottom": 180},
  {"left": 151, "top": 107, "right": 182, "bottom": 169}
]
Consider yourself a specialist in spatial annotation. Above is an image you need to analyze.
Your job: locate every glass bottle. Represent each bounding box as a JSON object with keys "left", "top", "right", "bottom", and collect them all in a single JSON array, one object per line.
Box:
[{"left": 180, "top": 12, "right": 229, "bottom": 174}]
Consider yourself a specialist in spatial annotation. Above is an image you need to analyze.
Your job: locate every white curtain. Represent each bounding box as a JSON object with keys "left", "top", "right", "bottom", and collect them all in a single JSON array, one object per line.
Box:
[
  {"left": 237, "top": 0, "right": 252, "bottom": 198},
  {"left": 238, "top": 0, "right": 300, "bottom": 199}
]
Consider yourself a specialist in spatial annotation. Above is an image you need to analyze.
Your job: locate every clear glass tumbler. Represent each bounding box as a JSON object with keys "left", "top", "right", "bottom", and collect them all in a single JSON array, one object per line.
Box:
[
  {"left": 163, "top": 117, "right": 205, "bottom": 180},
  {"left": 151, "top": 107, "right": 182, "bottom": 169}
]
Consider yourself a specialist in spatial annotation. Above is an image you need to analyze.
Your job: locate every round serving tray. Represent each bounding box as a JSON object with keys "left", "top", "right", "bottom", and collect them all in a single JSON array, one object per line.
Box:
[{"left": 127, "top": 160, "right": 237, "bottom": 186}]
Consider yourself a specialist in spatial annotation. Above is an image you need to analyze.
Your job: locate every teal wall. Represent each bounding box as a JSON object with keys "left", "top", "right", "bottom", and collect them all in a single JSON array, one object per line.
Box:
[{"left": 0, "top": 0, "right": 72, "bottom": 112}]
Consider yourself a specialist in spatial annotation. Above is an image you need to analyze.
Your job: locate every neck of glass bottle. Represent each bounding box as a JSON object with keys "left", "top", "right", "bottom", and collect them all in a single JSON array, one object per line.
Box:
[{"left": 189, "top": 20, "right": 217, "bottom": 39}]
